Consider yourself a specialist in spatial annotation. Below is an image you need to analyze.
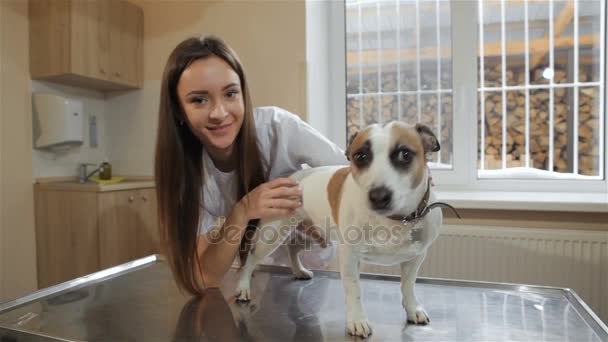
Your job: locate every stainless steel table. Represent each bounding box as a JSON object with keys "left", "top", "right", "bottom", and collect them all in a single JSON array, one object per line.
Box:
[{"left": 0, "top": 255, "right": 606, "bottom": 341}]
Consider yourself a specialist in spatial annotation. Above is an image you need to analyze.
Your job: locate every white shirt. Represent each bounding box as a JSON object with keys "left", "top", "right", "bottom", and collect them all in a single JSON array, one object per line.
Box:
[{"left": 198, "top": 106, "right": 347, "bottom": 235}]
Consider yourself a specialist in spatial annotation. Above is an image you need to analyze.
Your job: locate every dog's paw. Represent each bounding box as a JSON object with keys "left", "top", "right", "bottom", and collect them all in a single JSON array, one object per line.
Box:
[
  {"left": 235, "top": 288, "right": 251, "bottom": 302},
  {"left": 406, "top": 307, "right": 430, "bottom": 325},
  {"left": 347, "top": 319, "right": 373, "bottom": 337},
  {"left": 293, "top": 268, "right": 314, "bottom": 280}
]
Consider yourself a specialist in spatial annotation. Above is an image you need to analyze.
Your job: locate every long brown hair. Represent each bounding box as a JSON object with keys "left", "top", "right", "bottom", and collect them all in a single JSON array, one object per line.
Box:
[{"left": 155, "top": 36, "right": 265, "bottom": 296}]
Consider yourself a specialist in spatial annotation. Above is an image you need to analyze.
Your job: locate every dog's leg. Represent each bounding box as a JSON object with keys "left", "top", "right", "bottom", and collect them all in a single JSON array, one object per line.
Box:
[
  {"left": 236, "top": 217, "right": 295, "bottom": 302},
  {"left": 287, "top": 220, "right": 325, "bottom": 279},
  {"left": 338, "top": 246, "right": 372, "bottom": 337},
  {"left": 400, "top": 253, "right": 430, "bottom": 325},
  {"left": 286, "top": 236, "right": 314, "bottom": 280}
]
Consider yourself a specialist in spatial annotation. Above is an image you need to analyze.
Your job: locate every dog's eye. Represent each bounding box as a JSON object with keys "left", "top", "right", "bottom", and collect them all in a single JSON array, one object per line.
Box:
[
  {"left": 398, "top": 149, "right": 411, "bottom": 162},
  {"left": 353, "top": 151, "right": 370, "bottom": 166},
  {"left": 393, "top": 148, "right": 414, "bottom": 165},
  {"left": 354, "top": 152, "right": 367, "bottom": 161}
]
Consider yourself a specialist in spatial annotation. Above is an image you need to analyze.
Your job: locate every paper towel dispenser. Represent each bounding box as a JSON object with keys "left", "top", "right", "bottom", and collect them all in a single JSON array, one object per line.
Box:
[{"left": 32, "top": 93, "right": 84, "bottom": 150}]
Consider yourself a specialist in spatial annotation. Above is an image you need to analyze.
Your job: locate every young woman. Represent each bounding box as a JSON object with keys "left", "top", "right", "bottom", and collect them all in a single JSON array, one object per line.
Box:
[{"left": 155, "top": 36, "right": 346, "bottom": 295}]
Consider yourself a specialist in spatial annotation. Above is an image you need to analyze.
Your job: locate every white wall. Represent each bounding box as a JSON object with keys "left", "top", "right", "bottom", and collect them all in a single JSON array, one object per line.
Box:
[
  {"left": 31, "top": 81, "right": 110, "bottom": 178},
  {"left": 105, "top": 84, "right": 156, "bottom": 176},
  {"left": 305, "top": 0, "right": 346, "bottom": 149}
]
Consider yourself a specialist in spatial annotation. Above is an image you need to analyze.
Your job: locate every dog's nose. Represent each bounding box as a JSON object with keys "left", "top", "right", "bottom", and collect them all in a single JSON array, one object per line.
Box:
[{"left": 368, "top": 186, "right": 392, "bottom": 210}]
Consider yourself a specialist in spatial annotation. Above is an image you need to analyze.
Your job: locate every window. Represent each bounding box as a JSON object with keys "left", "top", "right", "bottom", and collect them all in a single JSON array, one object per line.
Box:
[
  {"left": 478, "top": 0, "right": 604, "bottom": 180},
  {"left": 346, "top": 0, "right": 453, "bottom": 169},
  {"left": 342, "top": 0, "right": 606, "bottom": 191}
]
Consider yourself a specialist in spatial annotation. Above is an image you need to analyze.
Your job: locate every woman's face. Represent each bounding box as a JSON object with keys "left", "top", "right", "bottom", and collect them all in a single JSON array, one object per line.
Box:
[{"left": 177, "top": 56, "right": 245, "bottom": 158}]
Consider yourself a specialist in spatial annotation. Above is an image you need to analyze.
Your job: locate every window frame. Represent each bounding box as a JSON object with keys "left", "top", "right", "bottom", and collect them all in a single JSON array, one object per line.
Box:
[{"left": 321, "top": 0, "right": 607, "bottom": 195}]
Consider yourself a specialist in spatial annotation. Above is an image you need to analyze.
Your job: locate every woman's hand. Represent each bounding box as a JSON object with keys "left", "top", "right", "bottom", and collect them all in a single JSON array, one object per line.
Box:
[{"left": 239, "top": 178, "right": 302, "bottom": 220}]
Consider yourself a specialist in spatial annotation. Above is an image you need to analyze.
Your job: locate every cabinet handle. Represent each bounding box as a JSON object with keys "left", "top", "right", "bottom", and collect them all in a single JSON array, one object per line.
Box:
[
  {"left": 141, "top": 196, "right": 147, "bottom": 201},
  {"left": 100, "top": 68, "right": 106, "bottom": 75},
  {"left": 115, "top": 72, "right": 121, "bottom": 77},
  {"left": 128, "top": 196, "right": 135, "bottom": 202}
]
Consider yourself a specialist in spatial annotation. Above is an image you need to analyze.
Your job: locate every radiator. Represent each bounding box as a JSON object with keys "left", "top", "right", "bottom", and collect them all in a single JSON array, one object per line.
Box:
[{"left": 358, "top": 225, "right": 608, "bottom": 323}]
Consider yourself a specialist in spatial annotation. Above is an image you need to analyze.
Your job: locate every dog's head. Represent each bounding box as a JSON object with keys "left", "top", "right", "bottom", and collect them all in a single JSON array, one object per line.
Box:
[{"left": 345, "top": 122, "right": 440, "bottom": 216}]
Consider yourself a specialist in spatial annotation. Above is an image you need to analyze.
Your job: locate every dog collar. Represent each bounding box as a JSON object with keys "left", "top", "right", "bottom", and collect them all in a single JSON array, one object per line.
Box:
[{"left": 387, "top": 178, "right": 461, "bottom": 224}]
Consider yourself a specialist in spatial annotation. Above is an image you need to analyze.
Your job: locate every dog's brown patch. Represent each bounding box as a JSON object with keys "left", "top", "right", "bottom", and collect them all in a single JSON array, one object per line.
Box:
[
  {"left": 389, "top": 122, "right": 426, "bottom": 188},
  {"left": 347, "top": 128, "right": 373, "bottom": 178},
  {"left": 327, "top": 167, "right": 351, "bottom": 225},
  {"left": 297, "top": 220, "right": 327, "bottom": 248}
]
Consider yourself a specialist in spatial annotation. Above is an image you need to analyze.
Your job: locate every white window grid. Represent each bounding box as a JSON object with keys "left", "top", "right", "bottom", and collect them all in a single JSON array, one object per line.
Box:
[
  {"left": 346, "top": 0, "right": 453, "bottom": 167},
  {"left": 338, "top": 0, "right": 607, "bottom": 192},
  {"left": 477, "top": 0, "right": 605, "bottom": 180}
]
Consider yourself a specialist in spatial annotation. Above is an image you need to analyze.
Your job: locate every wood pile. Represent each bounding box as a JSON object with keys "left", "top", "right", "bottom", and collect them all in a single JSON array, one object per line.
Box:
[{"left": 346, "top": 64, "right": 600, "bottom": 175}]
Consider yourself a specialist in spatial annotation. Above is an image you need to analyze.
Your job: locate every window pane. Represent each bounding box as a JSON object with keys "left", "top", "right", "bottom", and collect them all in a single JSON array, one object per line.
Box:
[
  {"left": 440, "top": 0, "right": 452, "bottom": 90},
  {"left": 400, "top": 94, "right": 418, "bottom": 125},
  {"left": 505, "top": 0, "right": 525, "bottom": 87},
  {"left": 345, "top": 0, "right": 453, "bottom": 170},
  {"left": 578, "top": 0, "right": 601, "bottom": 83},
  {"left": 553, "top": 87, "right": 571, "bottom": 173},
  {"left": 399, "top": 1, "right": 417, "bottom": 92},
  {"left": 362, "top": 95, "right": 379, "bottom": 126},
  {"left": 380, "top": 2, "right": 398, "bottom": 93},
  {"left": 506, "top": 90, "right": 526, "bottom": 168},
  {"left": 346, "top": 5, "right": 361, "bottom": 95},
  {"left": 347, "top": 96, "right": 362, "bottom": 138},
  {"left": 480, "top": 91, "right": 504, "bottom": 170},
  {"left": 481, "top": 0, "right": 501, "bottom": 88},
  {"left": 361, "top": 3, "right": 379, "bottom": 94},
  {"left": 529, "top": 89, "right": 550, "bottom": 171},
  {"left": 477, "top": 0, "right": 604, "bottom": 180},
  {"left": 420, "top": 94, "right": 437, "bottom": 128},
  {"left": 578, "top": 87, "right": 600, "bottom": 176},
  {"left": 555, "top": 0, "right": 574, "bottom": 83},
  {"left": 440, "top": 93, "right": 453, "bottom": 165},
  {"left": 420, "top": 2, "right": 438, "bottom": 91},
  {"left": 528, "top": 1, "right": 551, "bottom": 86},
  {"left": 381, "top": 95, "right": 399, "bottom": 124}
]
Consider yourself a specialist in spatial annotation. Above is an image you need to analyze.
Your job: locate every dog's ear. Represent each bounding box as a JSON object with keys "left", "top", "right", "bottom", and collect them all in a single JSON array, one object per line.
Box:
[
  {"left": 415, "top": 124, "right": 440, "bottom": 152},
  {"left": 345, "top": 132, "right": 359, "bottom": 161}
]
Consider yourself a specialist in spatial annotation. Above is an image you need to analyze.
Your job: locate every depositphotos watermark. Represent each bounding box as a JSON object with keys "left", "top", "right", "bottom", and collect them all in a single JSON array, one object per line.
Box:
[{"left": 203, "top": 216, "right": 425, "bottom": 250}]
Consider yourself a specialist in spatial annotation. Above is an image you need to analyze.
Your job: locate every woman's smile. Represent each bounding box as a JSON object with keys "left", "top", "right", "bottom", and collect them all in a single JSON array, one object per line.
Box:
[{"left": 207, "top": 121, "right": 233, "bottom": 136}]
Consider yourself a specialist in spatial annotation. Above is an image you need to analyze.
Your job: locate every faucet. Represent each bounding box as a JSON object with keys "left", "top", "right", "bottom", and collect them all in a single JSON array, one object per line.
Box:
[{"left": 79, "top": 163, "right": 101, "bottom": 183}]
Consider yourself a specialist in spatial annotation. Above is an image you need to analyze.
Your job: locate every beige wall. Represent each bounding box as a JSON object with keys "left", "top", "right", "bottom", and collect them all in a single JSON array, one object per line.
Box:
[
  {"left": 106, "top": 0, "right": 307, "bottom": 175},
  {"left": 0, "top": 0, "right": 37, "bottom": 300}
]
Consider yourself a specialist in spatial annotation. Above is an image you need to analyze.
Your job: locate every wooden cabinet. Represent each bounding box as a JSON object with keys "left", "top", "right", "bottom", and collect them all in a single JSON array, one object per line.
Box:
[
  {"left": 34, "top": 186, "right": 158, "bottom": 288},
  {"left": 34, "top": 190, "right": 100, "bottom": 289},
  {"left": 98, "top": 188, "right": 159, "bottom": 269},
  {"left": 29, "top": 0, "right": 143, "bottom": 91}
]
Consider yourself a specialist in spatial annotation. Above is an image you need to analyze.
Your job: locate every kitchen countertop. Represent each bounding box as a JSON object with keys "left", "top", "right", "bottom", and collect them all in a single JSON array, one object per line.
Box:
[{"left": 35, "top": 176, "right": 155, "bottom": 192}]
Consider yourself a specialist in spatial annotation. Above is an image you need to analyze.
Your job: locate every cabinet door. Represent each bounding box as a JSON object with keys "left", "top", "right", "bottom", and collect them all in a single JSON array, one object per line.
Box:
[
  {"left": 109, "top": 0, "right": 143, "bottom": 87},
  {"left": 98, "top": 190, "right": 139, "bottom": 269},
  {"left": 70, "top": 0, "right": 110, "bottom": 80},
  {"left": 135, "top": 189, "right": 160, "bottom": 258},
  {"left": 28, "top": 0, "right": 71, "bottom": 78},
  {"left": 35, "top": 189, "right": 99, "bottom": 288},
  {"left": 122, "top": 1, "right": 143, "bottom": 87}
]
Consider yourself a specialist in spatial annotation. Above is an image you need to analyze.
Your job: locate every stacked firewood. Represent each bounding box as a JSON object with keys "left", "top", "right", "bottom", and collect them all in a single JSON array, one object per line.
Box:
[
  {"left": 346, "top": 64, "right": 599, "bottom": 175},
  {"left": 480, "top": 64, "right": 599, "bottom": 175}
]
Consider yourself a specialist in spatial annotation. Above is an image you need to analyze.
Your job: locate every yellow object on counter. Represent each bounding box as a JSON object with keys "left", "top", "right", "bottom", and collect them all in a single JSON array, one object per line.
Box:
[{"left": 88, "top": 176, "right": 124, "bottom": 184}]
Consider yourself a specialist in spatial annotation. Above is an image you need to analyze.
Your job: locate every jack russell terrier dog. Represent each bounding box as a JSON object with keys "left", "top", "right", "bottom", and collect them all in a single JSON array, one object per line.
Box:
[{"left": 235, "top": 121, "right": 459, "bottom": 337}]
